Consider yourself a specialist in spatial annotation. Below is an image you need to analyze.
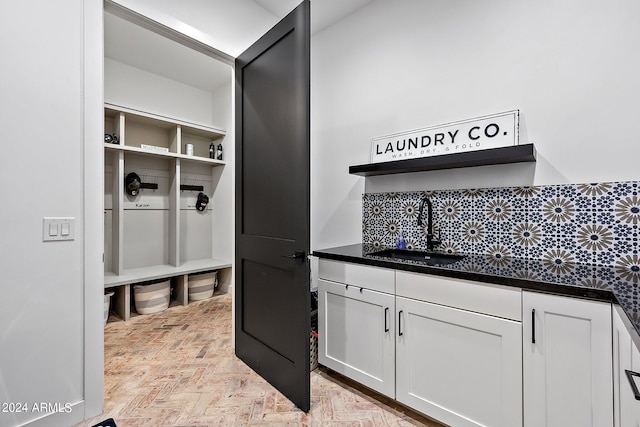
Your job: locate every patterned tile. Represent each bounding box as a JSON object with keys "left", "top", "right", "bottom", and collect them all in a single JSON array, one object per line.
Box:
[{"left": 362, "top": 181, "right": 640, "bottom": 267}]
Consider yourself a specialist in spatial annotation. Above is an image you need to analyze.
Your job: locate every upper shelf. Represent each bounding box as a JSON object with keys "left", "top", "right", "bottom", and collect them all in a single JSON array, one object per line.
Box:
[
  {"left": 105, "top": 104, "right": 227, "bottom": 137},
  {"left": 349, "top": 144, "right": 536, "bottom": 177},
  {"left": 104, "top": 103, "right": 227, "bottom": 166},
  {"left": 104, "top": 143, "right": 226, "bottom": 166}
]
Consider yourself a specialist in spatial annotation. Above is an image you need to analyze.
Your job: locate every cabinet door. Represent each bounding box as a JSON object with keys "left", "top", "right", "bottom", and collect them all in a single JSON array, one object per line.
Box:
[
  {"left": 634, "top": 343, "right": 640, "bottom": 426},
  {"left": 318, "top": 279, "right": 395, "bottom": 398},
  {"left": 613, "top": 306, "right": 640, "bottom": 427},
  {"left": 396, "top": 296, "right": 522, "bottom": 427},
  {"left": 523, "top": 291, "right": 612, "bottom": 427}
]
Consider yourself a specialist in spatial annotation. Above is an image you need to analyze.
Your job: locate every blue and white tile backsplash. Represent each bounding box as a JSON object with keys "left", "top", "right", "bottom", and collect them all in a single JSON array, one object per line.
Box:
[{"left": 362, "top": 181, "right": 640, "bottom": 271}]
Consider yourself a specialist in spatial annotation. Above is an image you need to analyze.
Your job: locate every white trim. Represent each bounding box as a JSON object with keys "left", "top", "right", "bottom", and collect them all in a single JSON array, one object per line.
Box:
[
  {"left": 83, "top": 0, "right": 105, "bottom": 420},
  {"left": 104, "top": 0, "right": 235, "bottom": 66},
  {"left": 17, "top": 402, "right": 85, "bottom": 427}
]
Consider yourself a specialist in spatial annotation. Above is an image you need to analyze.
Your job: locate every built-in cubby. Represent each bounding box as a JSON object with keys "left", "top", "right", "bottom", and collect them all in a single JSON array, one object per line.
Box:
[
  {"left": 104, "top": 105, "right": 231, "bottom": 321},
  {"left": 103, "top": 6, "right": 234, "bottom": 322}
]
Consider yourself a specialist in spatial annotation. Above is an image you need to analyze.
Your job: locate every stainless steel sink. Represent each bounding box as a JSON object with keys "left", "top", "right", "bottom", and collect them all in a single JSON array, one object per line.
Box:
[{"left": 368, "top": 248, "right": 466, "bottom": 265}]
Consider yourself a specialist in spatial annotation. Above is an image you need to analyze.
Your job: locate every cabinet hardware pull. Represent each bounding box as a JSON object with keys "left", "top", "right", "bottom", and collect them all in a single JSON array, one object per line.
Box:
[
  {"left": 626, "top": 370, "right": 640, "bottom": 400},
  {"left": 398, "top": 310, "right": 403, "bottom": 336},
  {"left": 384, "top": 307, "right": 389, "bottom": 332},
  {"left": 360, "top": 287, "right": 363, "bottom": 293},
  {"left": 345, "top": 284, "right": 349, "bottom": 290},
  {"left": 531, "top": 309, "right": 536, "bottom": 344}
]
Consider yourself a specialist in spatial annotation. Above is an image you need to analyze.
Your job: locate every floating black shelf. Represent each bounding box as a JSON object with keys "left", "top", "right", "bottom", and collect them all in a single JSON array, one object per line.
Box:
[{"left": 349, "top": 144, "right": 536, "bottom": 177}]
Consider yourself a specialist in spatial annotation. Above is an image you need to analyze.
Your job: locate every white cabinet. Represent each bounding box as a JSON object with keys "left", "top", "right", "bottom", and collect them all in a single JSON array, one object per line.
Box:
[
  {"left": 318, "top": 260, "right": 395, "bottom": 397},
  {"left": 318, "top": 279, "right": 395, "bottom": 397},
  {"left": 317, "top": 259, "right": 623, "bottom": 427},
  {"left": 523, "top": 291, "right": 613, "bottom": 427},
  {"left": 317, "top": 261, "right": 522, "bottom": 425},
  {"left": 613, "top": 305, "right": 640, "bottom": 427},
  {"left": 395, "top": 272, "right": 523, "bottom": 427}
]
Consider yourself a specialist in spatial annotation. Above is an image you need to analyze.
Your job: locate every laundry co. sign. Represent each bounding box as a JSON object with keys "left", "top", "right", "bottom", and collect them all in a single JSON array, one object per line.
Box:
[{"left": 370, "top": 110, "right": 519, "bottom": 163}]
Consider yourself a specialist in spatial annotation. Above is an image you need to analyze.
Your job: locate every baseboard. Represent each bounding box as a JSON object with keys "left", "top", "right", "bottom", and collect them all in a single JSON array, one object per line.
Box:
[{"left": 17, "top": 401, "right": 84, "bottom": 427}]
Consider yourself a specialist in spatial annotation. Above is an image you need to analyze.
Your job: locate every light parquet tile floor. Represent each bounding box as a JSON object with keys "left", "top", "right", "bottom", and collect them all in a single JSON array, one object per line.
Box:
[{"left": 76, "top": 293, "right": 446, "bottom": 427}]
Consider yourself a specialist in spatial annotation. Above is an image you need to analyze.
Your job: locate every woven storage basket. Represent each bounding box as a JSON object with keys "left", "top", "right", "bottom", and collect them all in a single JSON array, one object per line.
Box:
[
  {"left": 133, "top": 280, "right": 170, "bottom": 315},
  {"left": 310, "top": 331, "right": 319, "bottom": 371},
  {"left": 103, "top": 292, "right": 114, "bottom": 326},
  {"left": 188, "top": 271, "right": 217, "bottom": 301}
]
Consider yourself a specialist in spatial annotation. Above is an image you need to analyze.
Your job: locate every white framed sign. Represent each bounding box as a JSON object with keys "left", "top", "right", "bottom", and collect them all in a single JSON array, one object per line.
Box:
[{"left": 370, "top": 110, "right": 519, "bottom": 163}]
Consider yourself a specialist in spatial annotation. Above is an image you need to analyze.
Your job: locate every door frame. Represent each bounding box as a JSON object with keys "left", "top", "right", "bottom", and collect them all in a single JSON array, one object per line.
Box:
[
  {"left": 83, "top": 0, "right": 105, "bottom": 420},
  {"left": 89, "top": 0, "right": 239, "bottom": 420}
]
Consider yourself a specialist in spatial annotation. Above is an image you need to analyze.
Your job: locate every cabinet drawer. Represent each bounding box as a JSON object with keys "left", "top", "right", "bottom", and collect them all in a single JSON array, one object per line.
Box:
[
  {"left": 318, "top": 259, "right": 394, "bottom": 294},
  {"left": 396, "top": 271, "right": 521, "bottom": 321}
]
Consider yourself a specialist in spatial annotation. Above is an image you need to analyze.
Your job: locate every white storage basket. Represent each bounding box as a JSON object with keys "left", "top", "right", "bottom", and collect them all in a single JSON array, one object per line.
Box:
[
  {"left": 188, "top": 271, "right": 217, "bottom": 301},
  {"left": 133, "top": 280, "right": 170, "bottom": 315}
]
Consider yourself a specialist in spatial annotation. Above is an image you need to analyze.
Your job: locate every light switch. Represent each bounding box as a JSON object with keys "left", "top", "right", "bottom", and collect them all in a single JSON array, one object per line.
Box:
[{"left": 43, "top": 217, "right": 75, "bottom": 242}]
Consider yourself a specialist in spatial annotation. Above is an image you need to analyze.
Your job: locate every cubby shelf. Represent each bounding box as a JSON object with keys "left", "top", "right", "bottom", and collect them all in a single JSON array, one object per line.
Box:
[
  {"left": 104, "top": 258, "right": 232, "bottom": 288},
  {"left": 104, "top": 105, "right": 232, "bottom": 322},
  {"left": 349, "top": 144, "right": 536, "bottom": 176},
  {"left": 105, "top": 103, "right": 226, "bottom": 137},
  {"left": 104, "top": 143, "right": 226, "bottom": 166}
]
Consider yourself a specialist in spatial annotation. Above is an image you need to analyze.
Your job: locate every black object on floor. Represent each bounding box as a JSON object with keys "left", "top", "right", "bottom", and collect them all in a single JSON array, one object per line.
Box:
[{"left": 91, "top": 419, "right": 117, "bottom": 427}]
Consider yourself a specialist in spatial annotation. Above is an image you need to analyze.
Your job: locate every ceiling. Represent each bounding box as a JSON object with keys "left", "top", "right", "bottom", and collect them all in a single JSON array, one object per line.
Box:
[
  {"left": 254, "top": 0, "right": 376, "bottom": 35},
  {"left": 104, "top": 0, "right": 376, "bottom": 93},
  {"left": 104, "top": 12, "right": 233, "bottom": 92}
]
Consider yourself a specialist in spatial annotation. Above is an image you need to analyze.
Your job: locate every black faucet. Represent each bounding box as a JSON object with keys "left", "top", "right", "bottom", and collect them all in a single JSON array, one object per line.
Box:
[{"left": 417, "top": 196, "right": 441, "bottom": 251}]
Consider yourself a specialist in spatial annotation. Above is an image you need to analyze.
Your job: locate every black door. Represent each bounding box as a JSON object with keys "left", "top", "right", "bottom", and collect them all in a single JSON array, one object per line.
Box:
[{"left": 235, "top": 1, "right": 310, "bottom": 412}]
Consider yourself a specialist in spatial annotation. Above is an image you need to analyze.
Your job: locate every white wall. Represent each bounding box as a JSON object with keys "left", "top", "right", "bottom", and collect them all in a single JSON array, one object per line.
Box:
[
  {"left": 311, "top": 0, "right": 640, "bottom": 250},
  {"left": 105, "top": 58, "right": 226, "bottom": 129},
  {"left": 0, "top": 0, "right": 103, "bottom": 426}
]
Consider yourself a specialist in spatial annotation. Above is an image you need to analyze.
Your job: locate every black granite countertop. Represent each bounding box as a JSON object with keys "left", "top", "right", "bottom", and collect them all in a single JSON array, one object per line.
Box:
[{"left": 313, "top": 243, "right": 640, "bottom": 339}]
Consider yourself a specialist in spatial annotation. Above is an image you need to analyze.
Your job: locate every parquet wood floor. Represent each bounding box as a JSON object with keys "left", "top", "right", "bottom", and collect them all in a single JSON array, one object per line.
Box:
[{"left": 75, "top": 292, "right": 446, "bottom": 427}]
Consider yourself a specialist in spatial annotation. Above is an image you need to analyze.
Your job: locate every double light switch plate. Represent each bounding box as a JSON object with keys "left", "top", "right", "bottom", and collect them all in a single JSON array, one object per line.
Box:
[{"left": 43, "top": 217, "right": 75, "bottom": 241}]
